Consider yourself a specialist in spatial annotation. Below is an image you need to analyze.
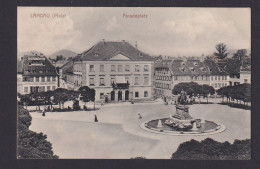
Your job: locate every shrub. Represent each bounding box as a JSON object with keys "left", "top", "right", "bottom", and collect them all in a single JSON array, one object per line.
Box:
[
  {"left": 17, "top": 106, "right": 58, "bottom": 159},
  {"left": 171, "top": 138, "right": 250, "bottom": 160}
]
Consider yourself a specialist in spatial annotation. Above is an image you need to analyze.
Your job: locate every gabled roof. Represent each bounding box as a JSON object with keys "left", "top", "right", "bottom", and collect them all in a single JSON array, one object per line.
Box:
[
  {"left": 18, "top": 54, "right": 58, "bottom": 76},
  {"left": 155, "top": 59, "right": 211, "bottom": 76},
  {"left": 170, "top": 59, "right": 210, "bottom": 76},
  {"left": 60, "top": 61, "right": 74, "bottom": 76},
  {"left": 75, "top": 41, "right": 154, "bottom": 61},
  {"left": 203, "top": 59, "right": 228, "bottom": 76}
]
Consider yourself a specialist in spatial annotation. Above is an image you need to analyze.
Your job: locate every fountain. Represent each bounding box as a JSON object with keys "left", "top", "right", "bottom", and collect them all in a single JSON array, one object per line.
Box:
[
  {"left": 191, "top": 121, "right": 197, "bottom": 131},
  {"left": 141, "top": 90, "right": 226, "bottom": 135},
  {"left": 157, "top": 119, "right": 163, "bottom": 128}
]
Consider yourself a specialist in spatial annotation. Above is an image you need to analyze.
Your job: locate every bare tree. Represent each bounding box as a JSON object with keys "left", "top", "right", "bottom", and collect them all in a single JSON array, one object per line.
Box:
[{"left": 214, "top": 43, "right": 228, "bottom": 60}]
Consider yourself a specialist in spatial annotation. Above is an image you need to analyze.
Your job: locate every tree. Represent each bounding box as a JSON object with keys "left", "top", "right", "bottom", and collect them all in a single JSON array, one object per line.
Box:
[
  {"left": 42, "top": 90, "right": 54, "bottom": 108},
  {"left": 172, "top": 82, "right": 214, "bottom": 103},
  {"left": 17, "top": 106, "right": 58, "bottom": 159},
  {"left": 20, "top": 94, "right": 31, "bottom": 109},
  {"left": 53, "top": 88, "right": 69, "bottom": 109},
  {"left": 78, "top": 86, "right": 96, "bottom": 107},
  {"left": 30, "top": 92, "right": 45, "bottom": 111},
  {"left": 200, "top": 85, "right": 215, "bottom": 103},
  {"left": 233, "top": 49, "right": 247, "bottom": 61},
  {"left": 171, "top": 138, "right": 250, "bottom": 160},
  {"left": 214, "top": 43, "right": 228, "bottom": 60}
]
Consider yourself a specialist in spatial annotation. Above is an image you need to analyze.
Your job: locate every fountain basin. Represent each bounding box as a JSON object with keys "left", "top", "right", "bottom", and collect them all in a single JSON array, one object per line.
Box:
[{"left": 140, "top": 118, "right": 226, "bottom": 136}]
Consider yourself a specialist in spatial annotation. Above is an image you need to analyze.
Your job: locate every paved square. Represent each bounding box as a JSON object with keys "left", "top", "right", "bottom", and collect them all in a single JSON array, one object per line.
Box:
[{"left": 29, "top": 102, "right": 250, "bottom": 159}]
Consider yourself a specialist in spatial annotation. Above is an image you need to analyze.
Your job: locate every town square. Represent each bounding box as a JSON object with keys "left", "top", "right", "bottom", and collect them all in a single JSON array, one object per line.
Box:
[{"left": 17, "top": 7, "right": 251, "bottom": 159}]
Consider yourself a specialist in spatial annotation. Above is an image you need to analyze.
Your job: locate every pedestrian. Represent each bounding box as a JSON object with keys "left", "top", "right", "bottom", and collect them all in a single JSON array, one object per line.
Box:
[
  {"left": 94, "top": 114, "right": 98, "bottom": 122},
  {"left": 42, "top": 108, "right": 46, "bottom": 116},
  {"left": 138, "top": 113, "right": 142, "bottom": 119}
]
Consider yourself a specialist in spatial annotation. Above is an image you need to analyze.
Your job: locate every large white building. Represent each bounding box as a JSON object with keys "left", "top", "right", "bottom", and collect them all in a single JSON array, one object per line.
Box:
[
  {"left": 17, "top": 52, "right": 59, "bottom": 94},
  {"left": 63, "top": 40, "right": 154, "bottom": 102}
]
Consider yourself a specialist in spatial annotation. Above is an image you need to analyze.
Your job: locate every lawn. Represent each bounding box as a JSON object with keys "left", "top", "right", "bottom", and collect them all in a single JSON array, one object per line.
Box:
[{"left": 29, "top": 102, "right": 250, "bottom": 159}]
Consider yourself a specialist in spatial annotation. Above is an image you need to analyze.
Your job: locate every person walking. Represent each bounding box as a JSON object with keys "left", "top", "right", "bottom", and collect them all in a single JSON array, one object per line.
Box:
[
  {"left": 42, "top": 108, "right": 46, "bottom": 116},
  {"left": 94, "top": 114, "right": 98, "bottom": 122}
]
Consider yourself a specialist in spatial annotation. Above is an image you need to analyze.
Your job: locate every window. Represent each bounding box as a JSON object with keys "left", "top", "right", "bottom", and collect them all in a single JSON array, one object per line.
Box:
[
  {"left": 144, "top": 91, "right": 148, "bottom": 97},
  {"left": 244, "top": 79, "right": 248, "bottom": 83},
  {"left": 125, "top": 65, "right": 130, "bottom": 71},
  {"left": 135, "top": 65, "right": 140, "bottom": 72},
  {"left": 24, "top": 87, "right": 28, "bottom": 93},
  {"left": 144, "top": 77, "right": 149, "bottom": 85},
  {"left": 118, "top": 65, "right": 123, "bottom": 72},
  {"left": 47, "top": 86, "right": 51, "bottom": 91},
  {"left": 52, "top": 86, "right": 56, "bottom": 90},
  {"left": 144, "top": 65, "right": 149, "bottom": 72},
  {"left": 39, "top": 86, "right": 45, "bottom": 92},
  {"left": 180, "top": 67, "right": 184, "bottom": 72},
  {"left": 30, "top": 77, "right": 34, "bottom": 82},
  {"left": 215, "top": 76, "right": 217, "bottom": 81},
  {"left": 111, "top": 65, "right": 116, "bottom": 71},
  {"left": 100, "top": 65, "right": 104, "bottom": 72},
  {"left": 181, "top": 62, "right": 186, "bottom": 66},
  {"left": 36, "top": 76, "right": 39, "bottom": 82},
  {"left": 190, "top": 67, "right": 195, "bottom": 72},
  {"left": 218, "top": 76, "right": 220, "bottom": 81},
  {"left": 90, "top": 65, "right": 94, "bottom": 72},
  {"left": 89, "top": 78, "right": 95, "bottom": 86},
  {"left": 135, "top": 77, "right": 139, "bottom": 85},
  {"left": 100, "top": 93, "right": 104, "bottom": 99},
  {"left": 23, "top": 77, "right": 29, "bottom": 82},
  {"left": 125, "top": 77, "right": 130, "bottom": 83},
  {"left": 174, "top": 76, "right": 178, "bottom": 80},
  {"left": 52, "top": 76, "right": 56, "bottom": 82},
  {"left": 222, "top": 76, "right": 224, "bottom": 80},
  {"left": 111, "top": 77, "right": 115, "bottom": 85},
  {"left": 211, "top": 76, "right": 213, "bottom": 81},
  {"left": 100, "top": 78, "right": 105, "bottom": 86},
  {"left": 135, "top": 92, "right": 139, "bottom": 98},
  {"left": 41, "top": 76, "right": 45, "bottom": 82},
  {"left": 47, "top": 76, "right": 51, "bottom": 82}
]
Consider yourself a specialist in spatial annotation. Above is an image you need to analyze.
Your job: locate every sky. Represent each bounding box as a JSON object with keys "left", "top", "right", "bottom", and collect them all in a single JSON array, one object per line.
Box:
[{"left": 18, "top": 7, "right": 251, "bottom": 57}]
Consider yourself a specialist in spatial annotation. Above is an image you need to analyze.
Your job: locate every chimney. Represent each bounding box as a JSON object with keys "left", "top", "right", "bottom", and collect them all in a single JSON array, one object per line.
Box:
[
  {"left": 122, "top": 40, "right": 125, "bottom": 44},
  {"left": 102, "top": 39, "right": 105, "bottom": 44},
  {"left": 135, "top": 41, "right": 138, "bottom": 48}
]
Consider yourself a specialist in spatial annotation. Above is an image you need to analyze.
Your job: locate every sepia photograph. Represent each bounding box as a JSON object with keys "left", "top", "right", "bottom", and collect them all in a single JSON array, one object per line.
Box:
[{"left": 17, "top": 7, "right": 251, "bottom": 159}]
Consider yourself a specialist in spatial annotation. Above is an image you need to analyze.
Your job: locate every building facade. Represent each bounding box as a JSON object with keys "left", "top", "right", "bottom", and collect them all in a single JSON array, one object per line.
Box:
[
  {"left": 63, "top": 40, "right": 154, "bottom": 102},
  {"left": 240, "top": 66, "right": 251, "bottom": 84},
  {"left": 17, "top": 52, "right": 59, "bottom": 94},
  {"left": 154, "top": 57, "right": 229, "bottom": 97}
]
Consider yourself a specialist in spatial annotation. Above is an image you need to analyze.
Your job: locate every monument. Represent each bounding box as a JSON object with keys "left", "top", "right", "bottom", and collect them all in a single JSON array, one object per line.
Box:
[
  {"left": 165, "top": 90, "right": 197, "bottom": 130},
  {"left": 142, "top": 89, "right": 226, "bottom": 135}
]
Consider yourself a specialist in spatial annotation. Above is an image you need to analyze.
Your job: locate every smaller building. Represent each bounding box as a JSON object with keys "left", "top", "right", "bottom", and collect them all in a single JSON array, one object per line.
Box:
[
  {"left": 203, "top": 59, "right": 229, "bottom": 89},
  {"left": 17, "top": 52, "right": 59, "bottom": 94},
  {"left": 240, "top": 66, "right": 251, "bottom": 84}
]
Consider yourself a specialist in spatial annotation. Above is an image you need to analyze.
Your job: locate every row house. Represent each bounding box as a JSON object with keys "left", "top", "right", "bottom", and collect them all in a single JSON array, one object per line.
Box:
[
  {"left": 17, "top": 52, "right": 59, "bottom": 94},
  {"left": 154, "top": 58, "right": 229, "bottom": 97},
  {"left": 63, "top": 40, "right": 154, "bottom": 102}
]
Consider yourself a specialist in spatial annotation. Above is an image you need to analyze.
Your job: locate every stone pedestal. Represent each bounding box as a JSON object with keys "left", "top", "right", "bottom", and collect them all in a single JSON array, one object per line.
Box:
[{"left": 165, "top": 105, "right": 194, "bottom": 130}]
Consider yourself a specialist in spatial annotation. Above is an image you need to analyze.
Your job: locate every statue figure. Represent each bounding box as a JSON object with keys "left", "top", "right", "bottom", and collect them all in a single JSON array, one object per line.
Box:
[{"left": 178, "top": 90, "right": 187, "bottom": 105}]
